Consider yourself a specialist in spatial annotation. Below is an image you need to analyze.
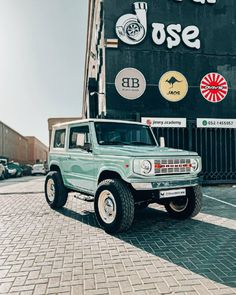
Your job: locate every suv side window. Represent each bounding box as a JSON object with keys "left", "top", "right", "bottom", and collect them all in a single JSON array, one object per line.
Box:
[
  {"left": 69, "top": 125, "right": 91, "bottom": 150},
  {"left": 53, "top": 129, "right": 66, "bottom": 148}
]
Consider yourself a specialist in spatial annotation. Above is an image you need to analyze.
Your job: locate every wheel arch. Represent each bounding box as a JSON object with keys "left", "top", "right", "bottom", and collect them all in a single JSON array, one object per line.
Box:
[
  {"left": 49, "top": 163, "right": 61, "bottom": 173},
  {"left": 98, "top": 170, "right": 122, "bottom": 185}
]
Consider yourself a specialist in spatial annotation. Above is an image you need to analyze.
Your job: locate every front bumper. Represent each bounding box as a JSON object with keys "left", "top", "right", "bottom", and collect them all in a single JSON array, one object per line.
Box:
[{"left": 131, "top": 176, "right": 199, "bottom": 191}]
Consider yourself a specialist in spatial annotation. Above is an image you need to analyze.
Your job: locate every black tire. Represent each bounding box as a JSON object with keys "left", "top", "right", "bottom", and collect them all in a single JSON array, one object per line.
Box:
[
  {"left": 45, "top": 171, "right": 68, "bottom": 209},
  {"left": 94, "top": 179, "right": 135, "bottom": 234},
  {"left": 164, "top": 185, "right": 202, "bottom": 219}
]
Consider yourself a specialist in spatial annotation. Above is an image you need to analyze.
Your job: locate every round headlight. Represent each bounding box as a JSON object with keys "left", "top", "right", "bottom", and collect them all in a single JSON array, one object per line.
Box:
[
  {"left": 191, "top": 159, "right": 198, "bottom": 171},
  {"left": 141, "top": 160, "right": 152, "bottom": 174}
]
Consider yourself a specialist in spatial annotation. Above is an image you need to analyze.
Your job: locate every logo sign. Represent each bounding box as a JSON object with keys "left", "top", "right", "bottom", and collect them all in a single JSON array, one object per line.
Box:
[
  {"left": 142, "top": 117, "right": 187, "bottom": 128},
  {"left": 197, "top": 118, "right": 236, "bottom": 129},
  {"left": 159, "top": 71, "right": 188, "bottom": 102},
  {"left": 116, "top": 2, "right": 147, "bottom": 45},
  {"left": 115, "top": 68, "right": 146, "bottom": 100},
  {"left": 200, "top": 73, "right": 228, "bottom": 103},
  {"left": 115, "top": 2, "right": 210, "bottom": 50}
]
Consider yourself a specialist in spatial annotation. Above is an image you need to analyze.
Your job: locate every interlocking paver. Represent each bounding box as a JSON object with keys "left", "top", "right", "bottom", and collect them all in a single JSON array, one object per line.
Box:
[{"left": 0, "top": 178, "right": 236, "bottom": 294}]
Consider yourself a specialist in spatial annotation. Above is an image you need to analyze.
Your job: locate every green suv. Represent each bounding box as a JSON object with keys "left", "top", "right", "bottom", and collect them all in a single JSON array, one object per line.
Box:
[{"left": 45, "top": 119, "right": 202, "bottom": 233}]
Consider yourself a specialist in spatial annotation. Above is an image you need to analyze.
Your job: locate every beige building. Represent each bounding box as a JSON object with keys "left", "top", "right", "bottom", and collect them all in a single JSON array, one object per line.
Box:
[{"left": 0, "top": 121, "right": 48, "bottom": 164}]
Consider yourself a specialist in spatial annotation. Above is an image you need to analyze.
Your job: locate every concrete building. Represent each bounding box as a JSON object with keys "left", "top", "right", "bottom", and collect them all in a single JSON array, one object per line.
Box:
[
  {"left": 0, "top": 121, "right": 28, "bottom": 163},
  {"left": 25, "top": 137, "right": 48, "bottom": 165},
  {"left": 0, "top": 121, "right": 48, "bottom": 164}
]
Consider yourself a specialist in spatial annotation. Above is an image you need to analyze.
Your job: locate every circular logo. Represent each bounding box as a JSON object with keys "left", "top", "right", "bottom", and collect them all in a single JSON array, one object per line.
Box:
[
  {"left": 115, "top": 68, "right": 146, "bottom": 100},
  {"left": 200, "top": 73, "right": 228, "bottom": 103},
  {"left": 115, "top": 2, "right": 148, "bottom": 45},
  {"left": 159, "top": 71, "right": 188, "bottom": 102}
]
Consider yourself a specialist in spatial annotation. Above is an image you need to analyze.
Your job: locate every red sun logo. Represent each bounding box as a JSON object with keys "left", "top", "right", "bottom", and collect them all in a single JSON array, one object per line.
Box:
[
  {"left": 146, "top": 119, "right": 152, "bottom": 126},
  {"left": 200, "top": 73, "right": 228, "bottom": 103}
]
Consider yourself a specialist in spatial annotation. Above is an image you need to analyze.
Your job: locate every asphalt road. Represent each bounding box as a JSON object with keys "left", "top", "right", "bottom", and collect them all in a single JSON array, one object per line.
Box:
[{"left": 0, "top": 177, "right": 235, "bottom": 295}]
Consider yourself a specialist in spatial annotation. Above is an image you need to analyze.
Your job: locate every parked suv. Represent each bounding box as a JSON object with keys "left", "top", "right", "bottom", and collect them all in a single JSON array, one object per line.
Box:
[{"left": 45, "top": 119, "right": 202, "bottom": 233}]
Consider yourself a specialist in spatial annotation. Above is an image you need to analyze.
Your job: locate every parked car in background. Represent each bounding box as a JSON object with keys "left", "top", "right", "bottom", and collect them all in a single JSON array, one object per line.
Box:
[
  {"left": 20, "top": 164, "right": 33, "bottom": 176},
  {"left": 32, "top": 164, "right": 46, "bottom": 176},
  {"left": 7, "top": 162, "right": 23, "bottom": 177},
  {"left": 0, "top": 163, "right": 5, "bottom": 180},
  {"left": 0, "top": 159, "right": 10, "bottom": 179}
]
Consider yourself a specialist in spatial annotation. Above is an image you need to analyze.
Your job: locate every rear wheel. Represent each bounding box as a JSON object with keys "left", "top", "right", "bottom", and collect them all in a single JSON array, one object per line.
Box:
[
  {"left": 164, "top": 186, "right": 202, "bottom": 219},
  {"left": 45, "top": 171, "right": 68, "bottom": 209},
  {"left": 95, "top": 179, "right": 134, "bottom": 234}
]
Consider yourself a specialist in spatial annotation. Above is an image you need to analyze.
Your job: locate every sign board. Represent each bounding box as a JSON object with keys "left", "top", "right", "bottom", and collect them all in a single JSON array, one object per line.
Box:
[
  {"left": 116, "top": 2, "right": 202, "bottom": 49},
  {"left": 197, "top": 118, "right": 236, "bottom": 129},
  {"left": 159, "top": 71, "right": 188, "bottom": 102},
  {"left": 115, "top": 68, "right": 146, "bottom": 100},
  {"left": 200, "top": 73, "right": 228, "bottom": 103},
  {"left": 142, "top": 117, "right": 187, "bottom": 128}
]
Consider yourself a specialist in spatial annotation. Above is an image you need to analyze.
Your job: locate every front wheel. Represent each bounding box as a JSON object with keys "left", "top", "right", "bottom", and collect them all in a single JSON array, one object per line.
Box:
[
  {"left": 94, "top": 179, "right": 134, "bottom": 234},
  {"left": 45, "top": 171, "right": 68, "bottom": 209},
  {"left": 164, "top": 185, "right": 202, "bottom": 219}
]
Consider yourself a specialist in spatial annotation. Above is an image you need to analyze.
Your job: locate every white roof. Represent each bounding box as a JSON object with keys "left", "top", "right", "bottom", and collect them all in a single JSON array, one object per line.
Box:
[{"left": 53, "top": 119, "right": 148, "bottom": 128}]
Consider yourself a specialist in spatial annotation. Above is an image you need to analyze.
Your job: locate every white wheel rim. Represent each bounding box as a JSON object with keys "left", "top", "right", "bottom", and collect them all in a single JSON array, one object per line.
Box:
[
  {"left": 47, "top": 178, "right": 55, "bottom": 202},
  {"left": 169, "top": 197, "right": 189, "bottom": 212},
  {"left": 98, "top": 190, "right": 117, "bottom": 224}
]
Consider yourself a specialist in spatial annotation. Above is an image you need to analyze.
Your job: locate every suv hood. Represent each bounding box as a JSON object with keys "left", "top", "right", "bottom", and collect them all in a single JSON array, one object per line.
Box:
[{"left": 96, "top": 145, "right": 198, "bottom": 157}]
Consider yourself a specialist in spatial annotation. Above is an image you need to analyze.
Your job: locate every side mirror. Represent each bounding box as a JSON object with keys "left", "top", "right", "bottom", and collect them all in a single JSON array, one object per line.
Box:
[
  {"left": 83, "top": 143, "right": 92, "bottom": 153},
  {"left": 159, "top": 137, "right": 165, "bottom": 148}
]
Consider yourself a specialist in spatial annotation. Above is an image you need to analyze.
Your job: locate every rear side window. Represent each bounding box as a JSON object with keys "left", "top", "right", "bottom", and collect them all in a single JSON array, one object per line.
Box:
[
  {"left": 53, "top": 129, "right": 66, "bottom": 148},
  {"left": 69, "top": 126, "right": 90, "bottom": 149}
]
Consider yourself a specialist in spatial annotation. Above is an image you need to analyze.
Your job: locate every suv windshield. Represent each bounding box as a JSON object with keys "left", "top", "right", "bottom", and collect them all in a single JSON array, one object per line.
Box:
[{"left": 95, "top": 122, "right": 157, "bottom": 146}]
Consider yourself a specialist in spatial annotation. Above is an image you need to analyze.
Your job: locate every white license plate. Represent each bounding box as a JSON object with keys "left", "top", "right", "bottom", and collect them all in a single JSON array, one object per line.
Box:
[{"left": 159, "top": 188, "right": 186, "bottom": 199}]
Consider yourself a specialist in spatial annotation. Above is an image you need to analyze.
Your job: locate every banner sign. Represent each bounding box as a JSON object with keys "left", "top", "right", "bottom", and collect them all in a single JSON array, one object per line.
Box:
[
  {"left": 142, "top": 117, "right": 187, "bottom": 128},
  {"left": 197, "top": 118, "right": 236, "bottom": 129}
]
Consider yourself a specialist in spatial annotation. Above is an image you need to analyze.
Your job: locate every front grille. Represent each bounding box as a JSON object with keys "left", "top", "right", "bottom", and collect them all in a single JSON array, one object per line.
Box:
[{"left": 154, "top": 158, "right": 192, "bottom": 175}]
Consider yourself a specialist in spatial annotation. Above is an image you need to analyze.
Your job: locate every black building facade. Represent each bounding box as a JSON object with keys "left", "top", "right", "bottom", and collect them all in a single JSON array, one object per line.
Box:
[{"left": 84, "top": 0, "right": 236, "bottom": 183}]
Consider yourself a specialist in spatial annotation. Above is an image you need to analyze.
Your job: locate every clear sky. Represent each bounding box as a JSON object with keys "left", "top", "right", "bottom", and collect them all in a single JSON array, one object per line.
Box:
[{"left": 0, "top": 0, "right": 88, "bottom": 146}]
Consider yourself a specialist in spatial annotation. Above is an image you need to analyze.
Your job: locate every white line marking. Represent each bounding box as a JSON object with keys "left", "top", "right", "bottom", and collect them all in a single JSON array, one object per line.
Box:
[{"left": 203, "top": 194, "right": 236, "bottom": 208}]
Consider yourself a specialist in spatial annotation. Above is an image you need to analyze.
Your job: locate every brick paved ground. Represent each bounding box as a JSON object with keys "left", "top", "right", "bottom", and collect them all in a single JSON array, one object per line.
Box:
[{"left": 0, "top": 177, "right": 235, "bottom": 294}]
